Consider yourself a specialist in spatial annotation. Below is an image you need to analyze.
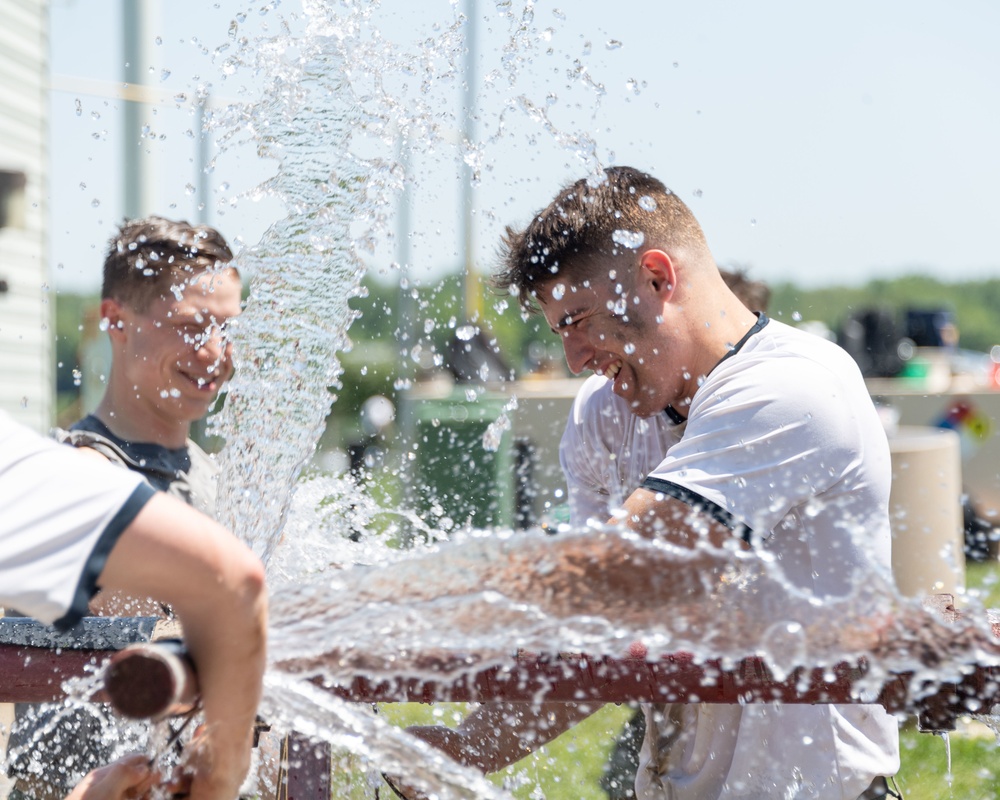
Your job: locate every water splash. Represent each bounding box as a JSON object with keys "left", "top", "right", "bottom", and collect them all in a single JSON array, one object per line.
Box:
[
  {"left": 166, "top": 1, "right": 1000, "bottom": 797},
  {"left": 208, "top": 0, "right": 591, "bottom": 564}
]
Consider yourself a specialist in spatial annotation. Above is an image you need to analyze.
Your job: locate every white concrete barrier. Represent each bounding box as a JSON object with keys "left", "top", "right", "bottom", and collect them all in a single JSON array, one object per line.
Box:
[{"left": 888, "top": 426, "right": 965, "bottom": 597}]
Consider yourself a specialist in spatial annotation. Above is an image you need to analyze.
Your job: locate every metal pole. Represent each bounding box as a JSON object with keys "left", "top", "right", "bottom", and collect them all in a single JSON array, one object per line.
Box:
[
  {"left": 195, "top": 93, "right": 211, "bottom": 224},
  {"left": 460, "top": 0, "right": 479, "bottom": 322},
  {"left": 122, "top": 0, "right": 154, "bottom": 218}
]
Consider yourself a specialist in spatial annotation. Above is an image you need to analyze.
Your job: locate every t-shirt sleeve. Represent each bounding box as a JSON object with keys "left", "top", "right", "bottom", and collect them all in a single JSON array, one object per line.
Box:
[
  {"left": 0, "top": 414, "right": 156, "bottom": 628},
  {"left": 559, "top": 378, "right": 623, "bottom": 526}
]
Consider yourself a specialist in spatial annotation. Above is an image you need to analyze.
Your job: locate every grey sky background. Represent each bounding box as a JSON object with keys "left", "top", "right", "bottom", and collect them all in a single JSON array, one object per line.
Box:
[{"left": 48, "top": 0, "right": 1000, "bottom": 294}]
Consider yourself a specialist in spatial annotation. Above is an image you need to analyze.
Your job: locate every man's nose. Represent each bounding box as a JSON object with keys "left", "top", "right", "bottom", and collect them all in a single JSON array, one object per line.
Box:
[
  {"left": 561, "top": 330, "right": 593, "bottom": 375},
  {"left": 195, "top": 326, "right": 228, "bottom": 363}
]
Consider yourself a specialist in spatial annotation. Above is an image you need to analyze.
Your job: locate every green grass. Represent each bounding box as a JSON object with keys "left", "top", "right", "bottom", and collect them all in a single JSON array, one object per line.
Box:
[
  {"left": 891, "top": 558, "right": 1000, "bottom": 799},
  {"left": 376, "top": 702, "right": 634, "bottom": 800},
  {"left": 367, "top": 560, "right": 1000, "bottom": 799},
  {"left": 965, "top": 559, "right": 1000, "bottom": 609},
  {"left": 896, "top": 721, "right": 1000, "bottom": 800}
]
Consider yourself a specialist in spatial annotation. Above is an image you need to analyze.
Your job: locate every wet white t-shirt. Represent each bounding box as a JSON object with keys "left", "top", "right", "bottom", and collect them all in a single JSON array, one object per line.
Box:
[
  {"left": 559, "top": 316, "right": 900, "bottom": 799},
  {"left": 0, "top": 411, "right": 154, "bottom": 628}
]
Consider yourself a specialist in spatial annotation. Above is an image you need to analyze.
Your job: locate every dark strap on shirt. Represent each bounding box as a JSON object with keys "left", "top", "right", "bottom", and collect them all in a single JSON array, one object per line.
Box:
[
  {"left": 641, "top": 476, "right": 755, "bottom": 546},
  {"left": 662, "top": 313, "right": 770, "bottom": 425}
]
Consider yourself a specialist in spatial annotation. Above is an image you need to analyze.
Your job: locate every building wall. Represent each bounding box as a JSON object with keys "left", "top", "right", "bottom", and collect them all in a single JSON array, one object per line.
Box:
[{"left": 0, "top": 0, "right": 51, "bottom": 432}]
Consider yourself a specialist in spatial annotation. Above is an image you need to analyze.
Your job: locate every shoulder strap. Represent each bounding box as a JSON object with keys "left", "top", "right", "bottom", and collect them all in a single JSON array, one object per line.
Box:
[{"left": 52, "top": 427, "right": 138, "bottom": 471}]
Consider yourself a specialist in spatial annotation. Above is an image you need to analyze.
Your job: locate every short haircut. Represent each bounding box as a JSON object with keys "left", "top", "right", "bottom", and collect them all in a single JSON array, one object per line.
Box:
[
  {"left": 102, "top": 216, "right": 235, "bottom": 311},
  {"left": 495, "top": 166, "right": 707, "bottom": 313}
]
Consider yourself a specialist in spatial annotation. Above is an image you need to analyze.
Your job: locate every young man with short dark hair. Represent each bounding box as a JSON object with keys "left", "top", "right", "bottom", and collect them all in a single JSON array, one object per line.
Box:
[{"left": 402, "top": 167, "right": 899, "bottom": 799}]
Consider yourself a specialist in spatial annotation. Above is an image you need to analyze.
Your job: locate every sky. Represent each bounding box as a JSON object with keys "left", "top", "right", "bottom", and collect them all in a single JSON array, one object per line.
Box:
[{"left": 48, "top": 0, "right": 1000, "bottom": 295}]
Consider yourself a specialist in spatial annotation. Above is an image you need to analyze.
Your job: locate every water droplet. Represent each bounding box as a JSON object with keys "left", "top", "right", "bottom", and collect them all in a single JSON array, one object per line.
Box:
[
  {"left": 638, "top": 196, "right": 656, "bottom": 212},
  {"left": 160, "top": 69, "right": 171, "bottom": 81},
  {"left": 606, "top": 39, "right": 623, "bottom": 50},
  {"left": 623, "top": 343, "right": 635, "bottom": 355},
  {"left": 612, "top": 229, "right": 645, "bottom": 249},
  {"left": 185, "top": 183, "right": 196, "bottom": 196},
  {"left": 74, "top": 99, "right": 82, "bottom": 116},
  {"left": 154, "top": 36, "right": 163, "bottom": 45},
  {"left": 91, "top": 198, "right": 100, "bottom": 208},
  {"left": 550, "top": 283, "right": 566, "bottom": 301},
  {"left": 456, "top": 324, "right": 477, "bottom": 341},
  {"left": 792, "top": 311, "right": 802, "bottom": 322},
  {"left": 750, "top": 218, "right": 757, "bottom": 226},
  {"left": 72, "top": 369, "right": 82, "bottom": 387}
]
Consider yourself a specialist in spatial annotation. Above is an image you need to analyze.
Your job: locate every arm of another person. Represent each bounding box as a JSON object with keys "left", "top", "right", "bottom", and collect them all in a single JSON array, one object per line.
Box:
[
  {"left": 399, "top": 491, "right": 745, "bottom": 791},
  {"left": 97, "top": 492, "right": 267, "bottom": 800}
]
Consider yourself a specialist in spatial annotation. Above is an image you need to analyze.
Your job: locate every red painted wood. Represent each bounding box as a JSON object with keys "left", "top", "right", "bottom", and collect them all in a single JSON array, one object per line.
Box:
[
  {"left": 0, "top": 644, "right": 113, "bottom": 703},
  {"left": 283, "top": 733, "right": 332, "bottom": 800}
]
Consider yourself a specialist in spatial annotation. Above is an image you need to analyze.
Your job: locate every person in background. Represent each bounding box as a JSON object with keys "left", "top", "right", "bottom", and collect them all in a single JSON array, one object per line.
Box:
[
  {"left": 59, "top": 215, "right": 241, "bottom": 519},
  {"left": 0, "top": 410, "right": 267, "bottom": 800},
  {"left": 394, "top": 166, "right": 899, "bottom": 799},
  {"left": 7, "top": 216, "right": 244, "bottom": 799}
]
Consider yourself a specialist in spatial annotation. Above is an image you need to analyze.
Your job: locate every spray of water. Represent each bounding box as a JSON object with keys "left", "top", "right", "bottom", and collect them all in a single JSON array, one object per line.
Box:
[{"left": 181, "top": 0, "right": 1000, "bottom": 796}]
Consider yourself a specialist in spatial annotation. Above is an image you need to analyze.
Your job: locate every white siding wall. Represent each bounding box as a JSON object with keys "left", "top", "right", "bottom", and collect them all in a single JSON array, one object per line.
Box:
[{"left": 0, "top": 0, "right": 51, "bottom": 432}]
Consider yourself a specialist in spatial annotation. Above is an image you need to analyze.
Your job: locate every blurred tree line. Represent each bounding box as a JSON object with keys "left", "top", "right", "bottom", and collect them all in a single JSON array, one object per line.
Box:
[
  {"left": 54, "top": 272, "right": 1000, "bottom": 447},
  {"left": 767, "top": 274, "right": 1000, "bottom": 353}
]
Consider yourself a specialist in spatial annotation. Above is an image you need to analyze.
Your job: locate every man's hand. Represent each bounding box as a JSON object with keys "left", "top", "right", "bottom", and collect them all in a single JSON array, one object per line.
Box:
[{"left": 65, "top": 755, "right": 157, "bottom": 800}]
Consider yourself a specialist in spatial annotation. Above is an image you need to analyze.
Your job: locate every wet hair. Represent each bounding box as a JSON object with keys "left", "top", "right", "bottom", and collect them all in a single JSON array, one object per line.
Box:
[
  {"left": 720, "top": 267, "right": 771, "bottom": 313},
  {"left": 102, "top": 216, "right": 235, "bottom": 311},
  {"left": 495, "top": 166, "right": 707, "bottom": 313}
]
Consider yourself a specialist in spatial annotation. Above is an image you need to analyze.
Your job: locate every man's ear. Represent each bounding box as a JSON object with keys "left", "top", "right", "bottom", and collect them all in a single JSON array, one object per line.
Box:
[
  {"left": 639, "top": 250, "right": 677, "bottom": 300},
  {"left": 100, "top": 297, "right": 127, "bottom": 341}
]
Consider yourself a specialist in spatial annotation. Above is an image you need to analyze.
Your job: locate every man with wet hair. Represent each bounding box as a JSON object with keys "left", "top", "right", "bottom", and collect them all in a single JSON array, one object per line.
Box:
[
  {"left": 0, "top": 411, "right": 267, "bottom": 800},
  {"left": 7, "top": 216, "right": 244, "bottom": 798},
  {"left": 402, "top": 166, "right": 899, "bottom": 799},
  {"left": 75, "top": 215, "right": 241, "bottom": 514}
]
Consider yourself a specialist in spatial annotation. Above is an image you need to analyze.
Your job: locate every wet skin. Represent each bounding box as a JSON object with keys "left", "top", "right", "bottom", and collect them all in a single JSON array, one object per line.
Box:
[
  {"left": 537, "top": 250, "right": 694, "bottom": 418},
  {"left": 99, "top": 267, "right": 243, "bottom": 446}
]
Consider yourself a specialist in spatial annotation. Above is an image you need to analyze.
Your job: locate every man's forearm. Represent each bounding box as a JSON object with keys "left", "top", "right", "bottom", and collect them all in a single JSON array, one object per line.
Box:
[
  {"left": 99, "top": 493, "right": 267, "bottom": 799},
  {"left": 409, "top": 701, "right": 598, "bottom": 774}
]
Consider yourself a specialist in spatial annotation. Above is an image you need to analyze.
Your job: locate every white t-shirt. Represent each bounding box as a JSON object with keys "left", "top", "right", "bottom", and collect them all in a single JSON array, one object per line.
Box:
[
  {"left": 0, "top": 411, "right": 154, "bottom": 628},
  {"left": 559, "top": 316, "right": 900, "bottom": 799}
]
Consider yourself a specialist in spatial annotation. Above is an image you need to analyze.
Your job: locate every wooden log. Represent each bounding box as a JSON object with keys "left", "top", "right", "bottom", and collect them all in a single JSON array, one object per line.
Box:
[{"left": 0, "top": 643, "right": 114, "bottom": 703}]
